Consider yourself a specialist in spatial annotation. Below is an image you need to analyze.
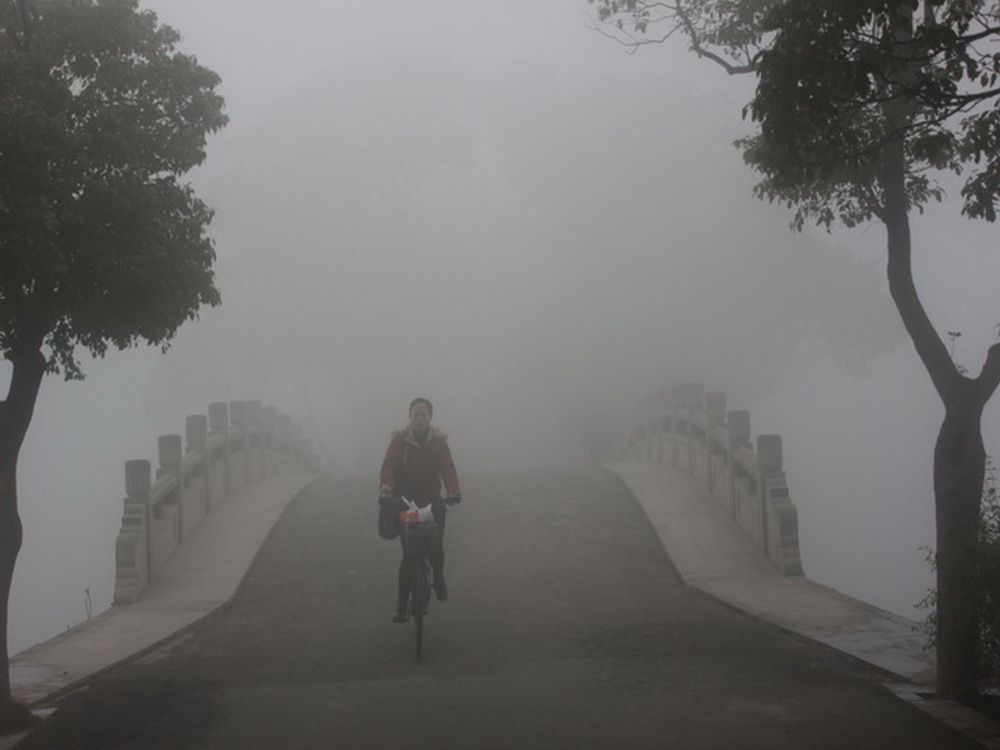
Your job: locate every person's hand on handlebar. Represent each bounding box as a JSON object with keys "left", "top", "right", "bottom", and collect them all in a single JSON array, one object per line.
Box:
[
  {"left": 378, "top": 494, "right": 395, "bottom": 506},
  {"left": 445, "top": 493, "right": 462, "bottom": 505}
]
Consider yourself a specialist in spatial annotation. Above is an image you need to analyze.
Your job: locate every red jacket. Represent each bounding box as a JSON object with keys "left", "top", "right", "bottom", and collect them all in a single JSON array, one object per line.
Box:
[{"left": 379, "top": 427, "right": 460, "bottom": 508}]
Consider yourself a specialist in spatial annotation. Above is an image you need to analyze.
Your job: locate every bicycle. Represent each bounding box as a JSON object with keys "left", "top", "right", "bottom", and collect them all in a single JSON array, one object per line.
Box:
[{"left": 398, "top": 496, "right": 457, "bottom": 662}]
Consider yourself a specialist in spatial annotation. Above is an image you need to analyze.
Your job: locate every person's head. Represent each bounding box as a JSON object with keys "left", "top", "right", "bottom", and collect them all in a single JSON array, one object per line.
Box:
[{"left": 408, "top": 398, "right": 433, "bottom": 432}]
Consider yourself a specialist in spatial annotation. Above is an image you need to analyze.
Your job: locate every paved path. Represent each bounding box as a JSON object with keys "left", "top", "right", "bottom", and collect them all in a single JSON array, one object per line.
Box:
[{"left": 13, "top": 471, "right": 983, "bottom": 749}]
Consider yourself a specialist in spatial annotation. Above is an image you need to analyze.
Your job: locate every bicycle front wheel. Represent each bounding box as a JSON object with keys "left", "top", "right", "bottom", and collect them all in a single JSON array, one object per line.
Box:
[{"left": 412, "top": 562, "right": 427, "bottom": 662}]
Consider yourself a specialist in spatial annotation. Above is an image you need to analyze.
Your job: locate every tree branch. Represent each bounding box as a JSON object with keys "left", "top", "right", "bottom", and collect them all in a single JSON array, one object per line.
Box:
[
  {"left": 0, "top": 346, "right": 45, "bottom": 464},
  {"left": 688, "top": 43, "right": 758, "bottom": 75},
  {"left": 974, "top": 341, "right": 1000, "bottom": 404},
  {"left": 584, "top": 18, "right": 681, "bottom": 53}
]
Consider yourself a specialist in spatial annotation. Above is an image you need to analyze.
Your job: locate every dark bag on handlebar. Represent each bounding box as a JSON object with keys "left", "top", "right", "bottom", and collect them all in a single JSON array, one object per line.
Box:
[{"left": 378, "top": 498, "right": 401, "bottom": 540}]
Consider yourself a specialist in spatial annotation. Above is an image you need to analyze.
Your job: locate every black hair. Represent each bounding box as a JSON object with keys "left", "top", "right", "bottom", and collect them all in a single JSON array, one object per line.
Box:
[{"left": 409, "top": 397, "right": 433, "bottom": 417}]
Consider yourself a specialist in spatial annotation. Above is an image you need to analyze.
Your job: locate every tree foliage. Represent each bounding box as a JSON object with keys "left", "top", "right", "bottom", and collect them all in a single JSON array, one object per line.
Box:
[
  {"left": 590, "top": 1, "right": 771, "bottom": 71},
  {"left": 745, "top": 1, "right": 1000, "bottom": 231},
  {"left": 0, "top": 0, "right": 227, "bottom": 378},
  {"left": 593, "top": 1, "right": 1000, "bottom": 228},
  {"left": 0, "top": 0, "right": 225, "bottom": 722}
]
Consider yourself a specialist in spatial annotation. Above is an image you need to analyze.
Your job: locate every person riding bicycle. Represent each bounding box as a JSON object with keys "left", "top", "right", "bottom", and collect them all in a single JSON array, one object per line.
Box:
[{"left": 378, "top": 397, "right": 461, "bottom": 623}]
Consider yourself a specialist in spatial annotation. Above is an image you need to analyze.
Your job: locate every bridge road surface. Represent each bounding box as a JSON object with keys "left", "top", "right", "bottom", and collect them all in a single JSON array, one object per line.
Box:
[{"left": 18, "top": 471, "right": 977, "bottom": 750}]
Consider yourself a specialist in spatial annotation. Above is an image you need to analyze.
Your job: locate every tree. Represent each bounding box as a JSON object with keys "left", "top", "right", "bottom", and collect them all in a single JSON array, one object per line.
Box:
[
  {"left": 591, "top": 0, "right": 1000, "bottom": 700},
  {"left": 0, "top": 0, "right": 225, "bottom": 725}
]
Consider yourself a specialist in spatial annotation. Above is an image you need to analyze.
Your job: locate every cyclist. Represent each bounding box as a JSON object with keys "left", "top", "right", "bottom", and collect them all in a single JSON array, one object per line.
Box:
[{"left": 378, "top": 397, "right": 462, "bottom": 623}]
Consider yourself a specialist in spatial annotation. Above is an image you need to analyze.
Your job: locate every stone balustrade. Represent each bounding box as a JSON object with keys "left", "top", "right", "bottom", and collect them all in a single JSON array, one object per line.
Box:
[
  {"left": 113, "top": 400, "right": 320, "bottom": 604},
  {"left": 619, "top": 383, "right": 803, "bottom": 577}
]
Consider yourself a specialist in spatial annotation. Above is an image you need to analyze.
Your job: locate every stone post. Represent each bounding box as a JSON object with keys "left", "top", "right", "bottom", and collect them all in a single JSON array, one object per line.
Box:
[
  {"left": 247, "top": 401, "right": 265, "bottom": 480},
  {"left": 277, "top": 413, "right": 292, "bottom": 475},
  {"left": 159, "top": 434, "right": 182, "bottom": 474},
  {"left": 305, "top": 439, "right": 321, "bottom": 473},
  {"left": 126, "top": 459, "right": 151, "bottom": 494},
  {"left": 277, "top": 413, "right": 291, "bottom": 442},
  {"left": 229, "top": 400, "right": 249, "bottom": 487},
  {"left": 186, "top": 414, "right": 210, "bottom": 512},
  {"left": 230, "top": 400, "right": 248, "bottom": 430},
  {"left": 757, "top": 434, "right": 783, "bottom": 472},
  {"left": 706, "top": 392, "right": 726, "bottom": 426},
  {"left": 756, "top": 434, "right": 782, "bottom": 558},
  {"left": 158, "top": 434, "right": 183, "bottom": 541},
  {"left": 186, "top": 414, "right": 208, "bottom": 455},
  {"left": 727, "top": 410, "right": 751, "bottom": 447},
  {"left": 723, "top": 409, "right": 751, "bottom": 518},
  {"left": 258, "top": 405, "right": 276, "bottom": 476},
  {"left": 291, "top": 424, "right": 305, "bottom": 468},
  {"left": 669, "top": 384, "right": 681, "bottom": 467},
  {"left": 208, "top": 402, "right": 229, "bottom": 433},
  {"left": 685, "top": 384, "right": 704, "bottom": 474},
  {"left": 677, "top": 382, "right": 705, "bottom": 410},
  {"left": 209, "top": 401, "right": 232, "bottom": 495},
  {"left": 263, "top": 406, "right": 278, "bottom": 437},
  {"left": 248, "top": 400, "right": 265, "bottom": 431},
  {"left": 702, "top": 392, "right": 725, "bottom": 493},
  {"left": 756, "top": 434, "right": 801, "bottom": 575},
  {"left": 114, "top": 459, "right": 152, "bottom": 603}
]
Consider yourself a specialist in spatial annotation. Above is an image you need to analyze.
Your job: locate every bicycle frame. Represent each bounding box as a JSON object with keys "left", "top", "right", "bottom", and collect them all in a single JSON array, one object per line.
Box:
[{"left": 400, "top": 519, "right": 437, "bottom": 662}]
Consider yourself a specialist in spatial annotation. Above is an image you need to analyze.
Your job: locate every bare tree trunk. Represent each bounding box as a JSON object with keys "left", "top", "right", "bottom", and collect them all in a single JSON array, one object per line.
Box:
[
  {"left": 933, "top": 408, "right": 987, "bottom": 699},
  {"left": 881, "top": 135, "right": 1000, "bottom": 698},
  {"left": 0, "top": 459, "right": 22, "bottom": 718},
  {"left": 0, "top": 346, "right": 45, "bottom": 728}
]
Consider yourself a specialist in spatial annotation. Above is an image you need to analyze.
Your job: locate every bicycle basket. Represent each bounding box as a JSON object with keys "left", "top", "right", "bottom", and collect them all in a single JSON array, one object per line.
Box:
[{"left": 400, "top": 508, "right": 436, "bottom": 534}]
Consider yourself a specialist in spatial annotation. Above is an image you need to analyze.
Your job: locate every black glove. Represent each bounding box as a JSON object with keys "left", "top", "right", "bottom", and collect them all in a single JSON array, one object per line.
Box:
[
  {"left": 378, "top": 495, "right": 395, "bottom": 506},
  {"left": 446, "top": 493, "right": 462, "bottom": 505}
]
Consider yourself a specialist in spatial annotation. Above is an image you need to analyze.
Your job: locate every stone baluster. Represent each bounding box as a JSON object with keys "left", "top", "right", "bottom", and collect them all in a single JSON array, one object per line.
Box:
[
  {"left": 291, "top": 424, "right": 305, "bottom": 468},
  {"left": 685, "top": 383, "right": 705, "bottom": 472},
  {"left": 263, "top": 405, "right": 278, "bottom": 440},
  {"left": 229, "top": 400, "right": 249, "bottom": 487},
  {"left": 277, "top": 413, "right": 292, "bottom": 474},
  {"left": 727, "top": 410, "right": 751, "bottom": 447},
  {"left": 186, "top": 414, "right": 208, "bottom": 455},
  {"left": 704, "top": 392, "right": 727, "bottom": 489},
  {"left": 114, "top": 459, "right": 152, "bottom": 604},
  {"left": 247, "top": 401, "right": 265, "bottom": 480},
  {"left": 158, "top": 434, "right": 182, "bottom": 476},
  {"left": 756, "top": 434, "right": 783, "bottom": 557},
  {"left": 209, "top": 401, "right": 231, "bottom": 495},
  {"left": 723, "top": 409, "right": 752, "bottom": 518},
  {"left": 186, "top": 414, "right": 210, "bottom": 511},
  {"left": 230, "top": 399, "right": 248, "bottom": 430},
  {"left": 706, "top": 392, "right": 726, "bottom": 426},
  {"left": 158, "top": 434, "right": 183, "bottom": 542}
]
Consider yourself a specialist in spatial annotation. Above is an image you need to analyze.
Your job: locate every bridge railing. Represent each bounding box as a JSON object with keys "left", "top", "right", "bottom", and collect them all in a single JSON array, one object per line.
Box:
[
  {"left": 113, "top": 400, "right": 320, "bottom": 604},
  {"left": 618, "top": 383, "right": 803, "bottom": 577}
]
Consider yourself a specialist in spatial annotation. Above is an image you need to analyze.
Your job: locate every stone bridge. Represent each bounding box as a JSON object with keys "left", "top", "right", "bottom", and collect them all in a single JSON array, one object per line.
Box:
[
  {"left": 615, "top": 382, "right": 802, "bottom": 578},
  {"left": 5, "top": 392, "right": 999, "bottom": 748}
]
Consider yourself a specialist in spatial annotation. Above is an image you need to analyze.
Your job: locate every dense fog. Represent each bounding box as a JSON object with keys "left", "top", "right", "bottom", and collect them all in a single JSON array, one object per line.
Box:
[{"left": 4, "top": 0, "right": 999, "bottom": 654}]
